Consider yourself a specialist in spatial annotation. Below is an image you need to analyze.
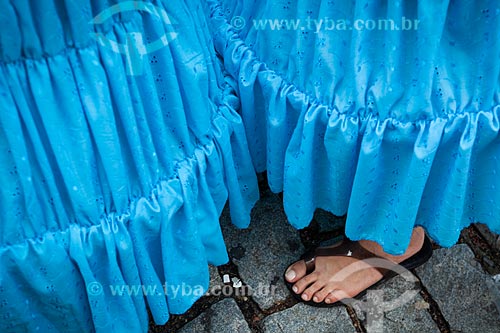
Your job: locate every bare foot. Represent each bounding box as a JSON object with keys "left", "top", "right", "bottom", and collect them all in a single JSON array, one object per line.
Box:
[{"left": 284, "top": 227, "right": 425, "bottom": 304}]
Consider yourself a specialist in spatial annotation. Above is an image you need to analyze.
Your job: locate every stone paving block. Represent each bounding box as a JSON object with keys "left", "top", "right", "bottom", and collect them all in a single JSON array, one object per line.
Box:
[
  {"left": 209, "top": 265, "right": 223, "bottom": 290},
  {"left": 178, "top": 298, "right": 251, "bottom": 333},
  {"left": 262, "top": 303, "right": 356, "bottom": 333},
  {"left": 487, "top": 274, "right": 500, "bottom": 318},
  {"left": 353, "top": 274, "right": 439, "bottom": 332},
  {"left": 220, "top": 191, "right": 304, "bottom": 310},
  {"left": 475, "top": 224, "right": 500, "bottom": 250},
  {"left": 416, "top": 244, "right": 500, "bottom": 332}
]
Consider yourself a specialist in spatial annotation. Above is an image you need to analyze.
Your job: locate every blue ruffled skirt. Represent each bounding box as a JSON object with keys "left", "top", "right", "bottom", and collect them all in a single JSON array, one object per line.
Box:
[
  {"left": 0, "top": 1, "right": 259, "bottom": 331},
  {"left": 0, "top": 0, "right": 499, "bottom": 332},
  {"left": 210, "top": 0, "right": 500, "bottom": 252}
]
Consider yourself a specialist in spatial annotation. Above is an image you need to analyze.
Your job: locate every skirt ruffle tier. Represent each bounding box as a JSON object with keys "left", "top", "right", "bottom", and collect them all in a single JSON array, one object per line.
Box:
[
  {"left": 0, "top": 1, "right": 258, "bottom": 332},
  {"left": 206, "top": 0, "right": 500, "bottom": 254}
]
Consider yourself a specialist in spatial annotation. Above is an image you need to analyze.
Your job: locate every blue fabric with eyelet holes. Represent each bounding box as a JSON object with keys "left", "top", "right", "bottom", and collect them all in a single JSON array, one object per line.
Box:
[
  {"left": 1, "top": 0, "right": 500, "bottom": 332},
  {"left": 0, "top": 0, "right": 258, "bottom": 332},
  {"left": 207, "top": 0, "right": 500, "bottom": 254}
]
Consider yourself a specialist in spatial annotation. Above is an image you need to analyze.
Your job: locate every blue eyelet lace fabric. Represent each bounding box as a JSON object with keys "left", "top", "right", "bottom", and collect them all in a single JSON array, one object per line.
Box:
[
  {"left": 1, "top": 0, "right": 500, "bottom": 332},
  {"left": 207, "top": 0, "right": 500, "bottom": 253},
  {"left": 0, "top": 1, "right": 258, "bottom": 332}
]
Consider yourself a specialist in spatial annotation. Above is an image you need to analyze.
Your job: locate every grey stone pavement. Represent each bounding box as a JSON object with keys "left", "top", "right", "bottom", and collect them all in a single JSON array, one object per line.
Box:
[{"left": 151, "top": 184, "right": 500, "bottom": 333}]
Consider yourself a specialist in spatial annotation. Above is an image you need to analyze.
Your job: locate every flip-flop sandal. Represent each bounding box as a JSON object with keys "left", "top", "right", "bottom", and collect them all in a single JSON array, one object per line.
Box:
[{"left": 283, "top": 234, "right": 433, "bottom": 307}]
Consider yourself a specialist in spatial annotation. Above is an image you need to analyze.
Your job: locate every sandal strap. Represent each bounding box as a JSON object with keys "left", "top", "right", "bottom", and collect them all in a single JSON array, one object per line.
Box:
[
  {"left": 302, "top": 251, "right": 317, "bottom": 274},
  {"left": 302, "top": 238, "right": 390, "bottom": 275}
]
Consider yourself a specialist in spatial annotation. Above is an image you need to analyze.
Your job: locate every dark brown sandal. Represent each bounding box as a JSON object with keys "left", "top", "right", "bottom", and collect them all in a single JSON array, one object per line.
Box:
[{"left": 283, "top": 234, "right": 433, "bottom": 307}]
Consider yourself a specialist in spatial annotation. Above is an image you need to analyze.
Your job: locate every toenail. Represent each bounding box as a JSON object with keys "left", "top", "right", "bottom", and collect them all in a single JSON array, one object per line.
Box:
[
  {"left": 302, "top": 294, "right": 309, "bottom": 301},
  {"left": 285, "top": 269, "right": 296, "bottom": 281},
  {"left": 313, "top": 296, "right": 319, "bottom": 302},
  {"left": 292, "top": 286, "right": 298, "bottom": 293},
  {"left": 325, "top": 298, "right": 331, "bottom": 304}
]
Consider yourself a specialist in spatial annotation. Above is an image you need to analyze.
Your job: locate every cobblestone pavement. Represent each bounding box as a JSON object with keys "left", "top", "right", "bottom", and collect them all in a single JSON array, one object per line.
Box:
[{"left": 151, "top": 185, "right": 500, "bottom": 333}]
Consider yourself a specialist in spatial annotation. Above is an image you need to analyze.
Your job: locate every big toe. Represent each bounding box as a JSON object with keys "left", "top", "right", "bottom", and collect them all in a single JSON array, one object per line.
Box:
[{"left": 285, "top": 260, "right": 307, "bottom": 283}]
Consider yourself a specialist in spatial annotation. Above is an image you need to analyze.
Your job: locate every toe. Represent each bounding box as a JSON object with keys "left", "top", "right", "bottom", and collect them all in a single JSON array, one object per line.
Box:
[
  {"left": 285, "top": 260, "right": 307, "bottom": 283},
  {"left": 303, "top": 281, "right": 326, "bottom": 303},
  {"left": 324, "top": 286, "right": 356, "bottom": 304},
  {"left": 293, "top": 271, "right": 319, "bottom": 294},
  {"left": 325, "top": 289, "right": 346, "bottom": 305},
  {"left": 312, "top": 284, "right": 337, "bottom": 303}
]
